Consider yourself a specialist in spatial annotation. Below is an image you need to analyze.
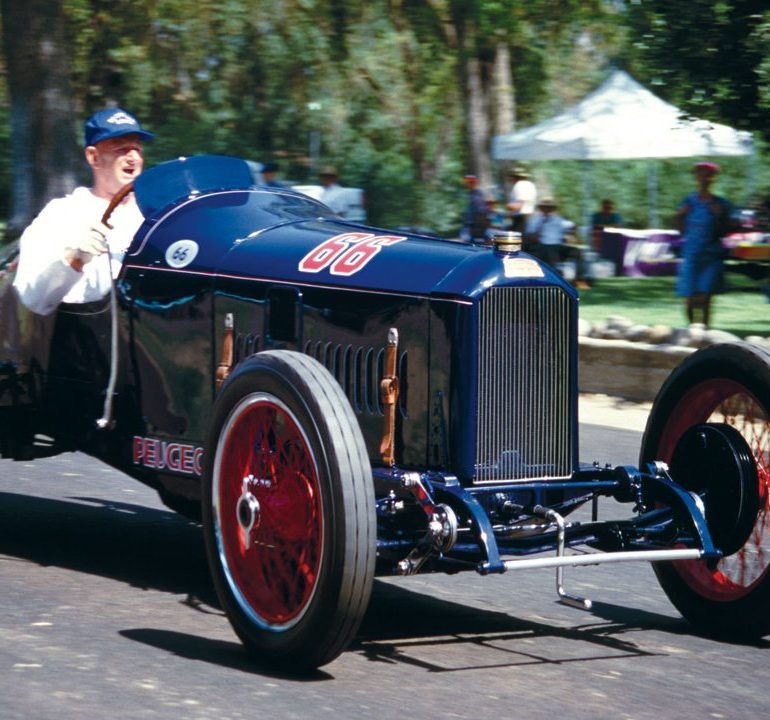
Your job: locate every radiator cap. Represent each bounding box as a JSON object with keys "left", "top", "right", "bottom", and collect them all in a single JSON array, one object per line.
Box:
[{"left": 492, "top": 231, "right": 522, "bottom": 253}]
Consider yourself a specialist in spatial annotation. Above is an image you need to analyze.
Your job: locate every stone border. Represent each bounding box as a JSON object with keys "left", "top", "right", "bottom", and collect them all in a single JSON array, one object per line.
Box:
[
  {"left": 578, "top": 315, "right": 770, "bottom": 402},
  {"left": 578, "top": 336, "right": 692, "bottom": 402}
]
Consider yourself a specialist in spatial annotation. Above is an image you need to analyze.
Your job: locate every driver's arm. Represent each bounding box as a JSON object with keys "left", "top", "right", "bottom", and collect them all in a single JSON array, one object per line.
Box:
[{"left": 13, "top": 199, "right": 108, "bottom": 316}]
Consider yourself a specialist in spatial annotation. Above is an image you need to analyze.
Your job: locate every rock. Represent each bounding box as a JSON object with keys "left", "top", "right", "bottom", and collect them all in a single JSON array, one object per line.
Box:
[
  {"left": 703, "top": 328, "right": 740, "bottom": 344},
  {"left": 600, "top": 329, "right": 624, "bottom": 340},
  {"left": 647, "top": 325, "right": 674, "bottom": 344},
  {"left": 588, "top": 320, "right": 607, "bottom": 338},
  {"left": 577, "top": 317, "right": 592, "bottom": 336},
  {"left": 625, "top": 324, "right": 652, "bottom": 342},
  {"left": 746, "top": 336, "right": 770, "bottom": 349},
  {"left": 686, "top": 323, "right": 707, "bottom": 348},
  {"left": 606, "top": 314, "right": 634, "bottom": 332},
  {"left": 669, "top": 327, "right": 691, "bottom": 346}
]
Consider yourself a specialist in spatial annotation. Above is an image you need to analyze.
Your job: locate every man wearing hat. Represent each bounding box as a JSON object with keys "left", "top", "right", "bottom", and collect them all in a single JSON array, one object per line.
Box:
[
  {"left": 525, "top": 197, "right": 591, "bottom": 289},
  {"left": 675, "top": 161, "right": 733, "bottom": 327},
  {"left": 261, "top": 161, "right": 285, "bottom": 188},
  {"left": 506, "top": 165, "right": 537, "bottom": 232},
  {"left": 14, "top": 107, "right": 154, "bottom": 315},
  {"left": 318, "top": 165, "right": 349, "bottom": 215},
  {"left": 524, "top": 197, "right": 564, "bottom": 263}
]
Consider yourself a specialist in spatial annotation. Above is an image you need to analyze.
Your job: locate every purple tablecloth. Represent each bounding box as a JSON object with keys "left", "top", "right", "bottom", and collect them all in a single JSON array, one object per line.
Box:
[{"left": 600, "top": 229, "right": 682, "bottom": 277}]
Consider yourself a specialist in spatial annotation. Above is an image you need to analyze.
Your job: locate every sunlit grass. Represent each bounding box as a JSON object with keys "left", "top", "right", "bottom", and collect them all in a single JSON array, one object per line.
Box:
[{"left": 579, "top": 271, "right": 770, "bottom": 338}]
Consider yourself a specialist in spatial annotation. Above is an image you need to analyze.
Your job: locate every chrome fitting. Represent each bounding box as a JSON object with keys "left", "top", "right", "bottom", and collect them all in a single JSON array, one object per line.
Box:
[{"left": 492, "top": 231, "right": 522, "bottom": 253}]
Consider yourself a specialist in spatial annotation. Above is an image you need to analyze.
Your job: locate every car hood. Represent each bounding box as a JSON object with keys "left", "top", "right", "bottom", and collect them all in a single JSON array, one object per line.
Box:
[{"left": 216, "top": 218, "right": 522, "bottom": 297}]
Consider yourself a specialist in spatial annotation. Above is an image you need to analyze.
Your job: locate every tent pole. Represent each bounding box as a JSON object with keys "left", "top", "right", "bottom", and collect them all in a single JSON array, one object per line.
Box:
[
  {"left": 747, "top": 137, "right": 756, "bottom": 203},
  {"left": 582, "top": 159, "right": 592, "bottom": 240},
  {"left": 647, "top": 160, "right": 659, "bottom": 228}
]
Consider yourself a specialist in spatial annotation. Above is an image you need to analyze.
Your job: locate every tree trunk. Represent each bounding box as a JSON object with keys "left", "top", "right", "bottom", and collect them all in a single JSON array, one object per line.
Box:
[
  {"left": 492, "top": 40, "right": 514, "bottom": 136},
  {"left": 466, "top": 54, "right": 491, "bottom": 187},
  {"left": 1, "top": 0, "right": 80, "bottom": 240}
]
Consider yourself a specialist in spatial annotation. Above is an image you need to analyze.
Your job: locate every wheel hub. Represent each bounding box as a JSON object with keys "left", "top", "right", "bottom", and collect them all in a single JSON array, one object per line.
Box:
[
  {"left": 236, "top": 479, "right": 261, "bottom": 549},
  {"left": 669, "top": 423, "right": 760, "bottom": 557}
]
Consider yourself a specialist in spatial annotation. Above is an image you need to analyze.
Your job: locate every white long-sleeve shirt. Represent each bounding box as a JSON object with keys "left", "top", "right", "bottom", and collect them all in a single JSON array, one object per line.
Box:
[
  {"left": 13, "top": 187, "right": 144, "bottom": 315},
  {"left": 319, "top": 183, "right": 350, "bottom": 215},
  {"left": 508, "top": 179, "right": 537, "bottom": 215}
]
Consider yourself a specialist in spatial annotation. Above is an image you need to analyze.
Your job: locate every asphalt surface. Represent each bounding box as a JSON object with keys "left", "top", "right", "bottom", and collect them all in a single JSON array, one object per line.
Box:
[{"left": 1, "top": 402, "right": 767, "bottom": 720}]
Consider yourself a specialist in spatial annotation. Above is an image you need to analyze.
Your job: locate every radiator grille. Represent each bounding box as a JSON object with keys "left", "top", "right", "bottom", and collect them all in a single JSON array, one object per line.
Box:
[{"left": 475, "top": 286, "right": 573, "bottom": 483}]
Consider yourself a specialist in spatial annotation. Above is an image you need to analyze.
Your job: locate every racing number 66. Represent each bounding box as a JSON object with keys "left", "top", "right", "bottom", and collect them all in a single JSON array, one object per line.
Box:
[{"left": 298, "top": 233, "right": 406, "bottom": 277}]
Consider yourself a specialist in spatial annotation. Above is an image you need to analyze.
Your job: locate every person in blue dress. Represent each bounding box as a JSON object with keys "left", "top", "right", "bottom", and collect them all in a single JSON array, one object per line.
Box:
[{"left": 675, "top": 161, "right": 733, "bottom": 327}]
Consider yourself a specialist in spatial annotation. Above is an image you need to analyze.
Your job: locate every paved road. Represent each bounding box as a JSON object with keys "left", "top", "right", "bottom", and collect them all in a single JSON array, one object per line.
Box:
[{"left": 0, "top": 423, "right": 766, "bottom": 720}]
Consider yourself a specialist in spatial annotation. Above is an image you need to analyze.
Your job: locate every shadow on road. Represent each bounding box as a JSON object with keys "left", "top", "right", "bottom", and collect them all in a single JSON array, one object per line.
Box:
[
  {"left": 351, "top": 581, "right": 670, "bottom": 672},
  {"left": 0, "top": 490, "right": 216, "bottom": 604},
  {"left": 4, "top": 489, "right": 758, "bottom": 677},
  {"left": 118, "top": 582, "right": 673, "bottom": 677},
  {"left": 119, "top": 628, "right": 334, "bottom": 681}
]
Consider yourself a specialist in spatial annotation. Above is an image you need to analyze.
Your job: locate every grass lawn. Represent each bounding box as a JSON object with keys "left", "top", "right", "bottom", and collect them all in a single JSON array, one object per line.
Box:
[{"left": 578, "top": 269, "right": 770, "bottom": 338}]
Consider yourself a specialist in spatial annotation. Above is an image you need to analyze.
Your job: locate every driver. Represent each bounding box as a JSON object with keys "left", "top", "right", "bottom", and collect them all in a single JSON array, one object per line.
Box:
[{"left": 13, "top": 107, "right": 154, "bottom": 315}]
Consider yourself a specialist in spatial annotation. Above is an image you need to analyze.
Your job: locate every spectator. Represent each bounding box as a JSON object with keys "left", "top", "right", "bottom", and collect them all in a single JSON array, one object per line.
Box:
[
  {"left": 485, "top": 192, "right": 506, "bottom": 236},
  {"left": 591, "top": 198, "right": 623, "bottom": 251},
  {"left": 318, "top": 166, "right": 348, "bottom": 215},
  {"left": 506, "top": 166, "right": 537, "bottom": 232},
  {"left": 261, "top": 161, "right": 285, "bottom": 188},
  {"left": 675, "top": 161, "right": 733, "bottom": 327},
  {"left": 460, "top": 174, "right": 489, "bottom": 242},
  {"left": 525, "top": 198, "right": 590, "bottom": 289},
  {"left": 13, "top": 107, "right": 153, "bottom": 316}
]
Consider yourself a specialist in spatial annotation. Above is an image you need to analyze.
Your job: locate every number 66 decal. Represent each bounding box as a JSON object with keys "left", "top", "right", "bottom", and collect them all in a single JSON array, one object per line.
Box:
[{"left": 298, "top": 232, "right": 406, "bottom": 277}]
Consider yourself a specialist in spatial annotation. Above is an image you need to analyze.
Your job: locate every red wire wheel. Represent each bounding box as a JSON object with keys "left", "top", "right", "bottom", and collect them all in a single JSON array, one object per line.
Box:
[
  {"left": 213, "top": 394, "right": 323, "bottom": 628},
  {"left": 641, "top": 342, "right": 770, "bottom": 638},
  {"left": 202, "top": 351, "right": 375, "bottom": 669}
]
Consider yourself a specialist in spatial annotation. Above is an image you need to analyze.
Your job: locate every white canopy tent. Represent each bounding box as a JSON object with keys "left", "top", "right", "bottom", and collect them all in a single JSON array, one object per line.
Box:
[{"left": 491, "top": 70, "right": 754, "bottom": 228}]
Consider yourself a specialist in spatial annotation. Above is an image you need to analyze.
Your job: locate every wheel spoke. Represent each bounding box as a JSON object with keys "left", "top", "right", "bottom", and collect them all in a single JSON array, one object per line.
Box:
[
  {"left": 661, "top": 378, "right": 770, "bottom": 600},
  {"left": 216, "top": 395, "right": 323, "bottom": 627}
]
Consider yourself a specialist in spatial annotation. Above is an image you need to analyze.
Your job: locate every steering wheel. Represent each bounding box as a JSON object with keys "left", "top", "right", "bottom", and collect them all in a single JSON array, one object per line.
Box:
[{"left": 100, "top": 182, "right": 135, "bottom": 229}]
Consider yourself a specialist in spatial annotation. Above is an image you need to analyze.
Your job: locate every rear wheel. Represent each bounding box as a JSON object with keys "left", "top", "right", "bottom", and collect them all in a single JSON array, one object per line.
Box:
[
  {"left": 202, "top": 350, "right": 375, "bottom": 669},
  {"left": 640, "top": 342, "right": 770, "bottom": 638}
]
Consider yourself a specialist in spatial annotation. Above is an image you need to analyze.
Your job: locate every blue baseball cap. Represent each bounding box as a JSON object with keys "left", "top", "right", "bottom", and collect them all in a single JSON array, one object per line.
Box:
[{"left": 84, "top": 107, "right": 155, "bottom": 146}]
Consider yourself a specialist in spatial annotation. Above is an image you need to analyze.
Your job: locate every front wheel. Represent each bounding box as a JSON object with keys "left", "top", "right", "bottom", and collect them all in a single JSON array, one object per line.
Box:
[
  {"left": 202, "top": 351, "right": 376, "bottom": 669},
  {"left": 640, "top": 342, "right": 770, "bottom": 638}
]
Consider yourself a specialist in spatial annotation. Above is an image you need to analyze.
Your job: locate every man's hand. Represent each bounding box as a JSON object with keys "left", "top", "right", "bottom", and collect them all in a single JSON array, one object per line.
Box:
[{"left": 64, "top": 222, "right": 110, "bottom": 271}]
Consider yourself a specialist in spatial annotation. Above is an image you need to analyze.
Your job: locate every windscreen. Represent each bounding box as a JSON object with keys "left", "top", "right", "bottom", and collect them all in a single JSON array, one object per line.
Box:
[{"left": 133, "top": 155, "right": 260, "bottom": 219}]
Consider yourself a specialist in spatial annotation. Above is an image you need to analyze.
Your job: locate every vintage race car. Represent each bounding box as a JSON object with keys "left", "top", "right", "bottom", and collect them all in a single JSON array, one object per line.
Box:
[{"left": 1, "top": 155, "right": 769, "bottom": 670}]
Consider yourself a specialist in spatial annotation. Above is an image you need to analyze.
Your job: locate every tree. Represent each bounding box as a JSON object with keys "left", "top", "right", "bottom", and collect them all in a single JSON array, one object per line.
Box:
[
  {"left": 418, "top": 1, "right": 621, "bottom": 191},
  {"left": 624, "top": 0, "right": 770, "bottom": 140},
  {"left": 1, "top": 0, "right": 81, "bottom": 239},
  {"left": 0, "top": 1, "right": 627, "bottom": 235}
]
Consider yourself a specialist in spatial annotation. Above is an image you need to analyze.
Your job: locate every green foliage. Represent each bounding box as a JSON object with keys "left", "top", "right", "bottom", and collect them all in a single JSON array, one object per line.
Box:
[
  {"left": 0, "top": 63, "right": 9, "bottom": 217},
  {"left": 1, "top": 1, "right": 767, "bottom": 232},
  {"left": 623, "top": 1, "right": 770, "bottom": 141},
  {"left": 580, "top": 274, "right": 770, "bottom": 337},
  {"left": 536, "top": 152, "right": 769, "bottom": 233}
]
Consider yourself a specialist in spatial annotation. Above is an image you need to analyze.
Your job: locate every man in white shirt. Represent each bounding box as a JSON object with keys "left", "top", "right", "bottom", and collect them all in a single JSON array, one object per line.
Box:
[
  {"left": 317, "top": 166, "right": 349, "bottom": 215},
  {"left": 13, "top": 107, "right": 154, "bottom": 316},
  {"left": 506, "top": 166, "right": 537, "bottom": 232}
]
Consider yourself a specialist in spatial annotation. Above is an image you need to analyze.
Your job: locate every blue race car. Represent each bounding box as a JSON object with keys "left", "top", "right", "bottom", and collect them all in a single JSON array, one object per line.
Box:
[{"left": 1, "top": 155, "right": 769, "bottom": 669}]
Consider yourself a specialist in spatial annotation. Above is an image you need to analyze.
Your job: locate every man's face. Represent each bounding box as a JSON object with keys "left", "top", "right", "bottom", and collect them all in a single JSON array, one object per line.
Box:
[{"left": 87, "top": 134, "right": 144, "bottom": 195}]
